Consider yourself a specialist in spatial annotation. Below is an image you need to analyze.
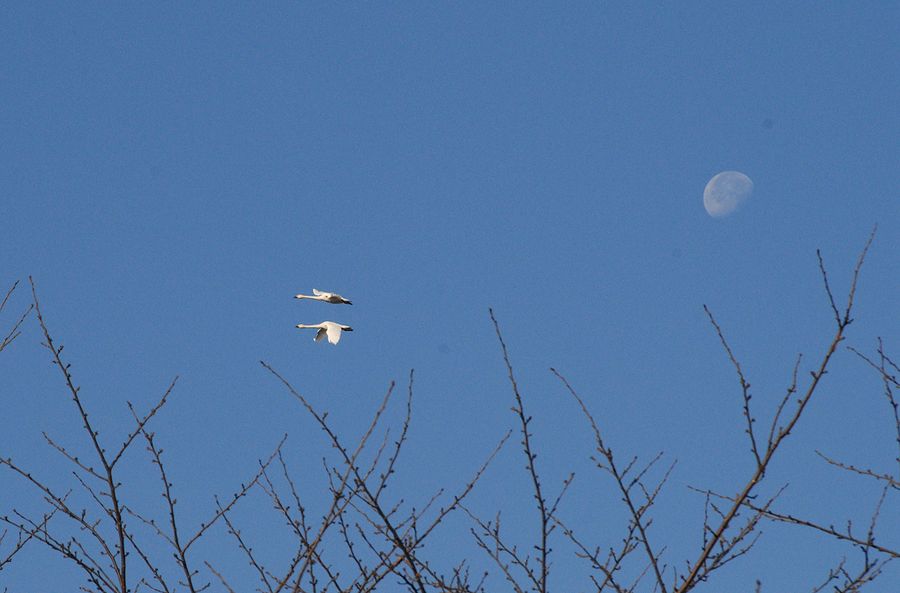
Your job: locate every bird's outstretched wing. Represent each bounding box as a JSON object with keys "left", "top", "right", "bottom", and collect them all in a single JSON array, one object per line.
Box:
[
  {"left": 312, "top": 289, "right": 324, "bottom": 296},
  {"left": 326, "top": 324, "right": 342, "bottom": 344},
  {"left": 314, "top": 327, "right": 327, "bottom": 342}
]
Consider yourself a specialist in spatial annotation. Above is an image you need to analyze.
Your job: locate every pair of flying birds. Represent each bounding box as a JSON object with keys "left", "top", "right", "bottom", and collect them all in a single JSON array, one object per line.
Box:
[{"left": 294, "top": 289, "right": 353, "bottom": 345}]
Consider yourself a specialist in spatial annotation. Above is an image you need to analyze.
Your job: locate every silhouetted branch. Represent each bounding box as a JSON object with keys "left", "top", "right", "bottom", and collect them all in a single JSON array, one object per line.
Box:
[
  {"left": 219, "top": 506, "right": 274, "bottom": 593},
  {"left": 3, "top": 231, "right": 894, "bottom": 591},
  {"left": 554, "top": 512, "right": 637, "bottom": 593},
  {"left": 135, "top": 402, "right": 286, "bottom": 593},
  {"left": 113, "top": 378, "right": 179, "bottom": 470},
  {"left": 552, "top": 368, "right": 669, "bottom": 593},
  {"left": 204, "top": 561, "right": 238, "bottom": 593},
  {"left": 2, "top": 506, "right": 117, "bottom": 592},
  {"left": 675, "top": 231, "right": 876, "bottom": 592},
  {"left": 849, "top": 339, "right": 900, "bottom": 480},
  {"left": 375, "top": 369, "right": 415, "bottom": 503},
  {"left": 0, "top": 280, "right": 32, "bottom": 354},
  {"left": 815, "top": 451, "right": 900, "bottom": 491},
  {"left": 703, "top": 305, "right": 761, "bottom": 468},
  {"left": 490, "top": 308, "right": 556, "bottom": 593},
  {"left": 28, "top": 277, "right": 129, "bottom": 591},
  {"left": 0, "top": 508, "right": 57, "bottom": 572},
  {"left": 263, "top": 361, "right": 509, "bottom": 593},
  {"left": 706, "top": 485, "right": 898, "bottom": 560},
  {"left": 766, "top": 353, "right": 802, "bottom": 453}
]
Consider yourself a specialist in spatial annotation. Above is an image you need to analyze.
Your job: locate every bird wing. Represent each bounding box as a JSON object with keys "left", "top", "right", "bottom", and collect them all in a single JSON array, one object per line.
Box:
[
  {"left": 314, "top": 327, "right": 327, "bottom": 342},
  {"left": 326, "top": 323, "right": 342, "bottom": 344},
  {"left": 312, "top": 289, "right": 325, "bottom": 296}
]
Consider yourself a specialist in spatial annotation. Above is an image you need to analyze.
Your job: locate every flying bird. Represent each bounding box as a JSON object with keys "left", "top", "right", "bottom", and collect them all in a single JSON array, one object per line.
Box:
[
  {"left": 294, "top": 289, "right": 352, "bottom": 305},
  {"left": 296, "top": 321, "right": 353, "bottom": 345}
]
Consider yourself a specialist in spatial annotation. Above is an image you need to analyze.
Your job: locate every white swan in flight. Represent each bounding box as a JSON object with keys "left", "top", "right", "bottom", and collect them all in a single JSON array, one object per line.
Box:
[
  {"left": 296, "top": 321, "right": 353, "bottom": 345},
  {"left": 294, "top": 289, "right": 352, "bottom": 305}
]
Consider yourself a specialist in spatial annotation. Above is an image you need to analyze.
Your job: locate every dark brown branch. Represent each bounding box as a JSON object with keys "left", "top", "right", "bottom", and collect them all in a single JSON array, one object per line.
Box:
[
  {"left": 29, "top": 277, "right": 128, "bottom": 591},
  {"left": 0, "top": 280, "right": 32, "bottom": 354},
  {"left": 490, "top": 308, "right": 553, "bottom": 593},
  {"left": 204, "top": 561, "right": 238, "bottom": 593},
  {"left": 351, "top": 429, "right": 510, "bottom": 593},
  {"left": 121, "top": 525, "right": 171, "bottom": 593},
  {"left": 816, "top": 249, "right": 842, "bottom": 327},
  {"left": 188, "top": 442, "right": 285, "bottom": 553},
  {"left": 554, "top": 513, "right": 636, "bottom": 593},
  {"left": 0, "top": 458, "right": 121, "bottom": 587},
  {"left": 134, "top": 389, "right": 286, "bottom": 593},
  {"left": 675, "top": 232, "right": 875, "bottom": 592},
  {"left": 552, "top": 368, "right": 668, "bottom": 593},
  {"left": 704, "top": 488, "right": 898, "bottom": 559},
  {"left": 465, "top": 510, "right": 530, "bottom": 593},
  {"left": 815, "top": 451, "right": 900, "bottom": 490},
  {"left": 137, "top": 425, "right": 199, "bottom": 592},
  {"left": 849, "top": 339, "right": 900, "bottom": 479},
  {"left": 375, "top": 369, "right": 415, "bottom": 503},
  {"left": 2, "top": 509, "right": 116, "bottom": 592},
  {"left": 703, "top": 305, "right": 761, "bottom": 468},
  {"left": 112, "top": 378, "right": 179, "bottom": 470},
  {"left": 219, "top": 506, "right": 274, "bottom": 593},
  {"left": 767, "top": 354, "right": 802, "bottom": 453},
  {"left": 40, "top": 431, "right": 104, "bottom": 480},
  {"left": 262, "top": 362, "right": 403, "bottom": 592},
  {"left": 0, "top": 280, "right": 18, "bottom": 314},
  {"left": 0, "top": 508, "right": 57, "bottom": 571}
]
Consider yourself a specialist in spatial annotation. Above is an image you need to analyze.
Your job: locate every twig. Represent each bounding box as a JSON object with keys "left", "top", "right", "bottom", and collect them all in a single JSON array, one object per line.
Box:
[
  {"left": 112, "top": 378, "right": 179, "bottom": 469},
  {"left": 676, "top": 231, "right": 876, "bottom": 592},
  {"left": 490, "top": 308, "right": 553, "bottom": 593},
  {"left": 703, "top": 305, "right": 761, "bottom": 468},
  {"left": 219, "top": 506, "right": 274, "bottom": 593},
  {"left": 849, "top": 339, "right": 900, "bottom": 479},
  {"left": 0, "top": 282, "right": 32, "bottom": 354},
  {"left": 0, "top": 508, "right": 58, "bottom": 571},
  {"left": 552, "top": 368, "right": 669, "bottom": 593},
  {"left": 815, "top": 451, "right": 900, "bottom": 490},
  {"left": 204, "top": 561, "right": 238, "bottom": 593},
  {"left": 703, "top": 488, "right": 898, "bottom": 559},
  {"left": 29, "top": 277, "right": 128, "bottom": 591},
  {"left": 767, "top": 354, "right": 802, "bottom": 453}
]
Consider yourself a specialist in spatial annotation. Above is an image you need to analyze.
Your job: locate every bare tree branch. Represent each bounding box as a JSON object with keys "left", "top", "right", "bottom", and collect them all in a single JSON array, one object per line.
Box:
[
  {"left": 552, "top": 368, "right": 669, "bottom": 593},
  {"left": 676, "top": 229, "right": 876, "bottom": 592},
  {"left": 703, "top": 305, "right": 761, "bottom": 468},
  {"left": 490, "top": 308, "right": 557, "bottom": 593},
  {"left": 0, "top": 280, "right": 33, "bottom": 355}
]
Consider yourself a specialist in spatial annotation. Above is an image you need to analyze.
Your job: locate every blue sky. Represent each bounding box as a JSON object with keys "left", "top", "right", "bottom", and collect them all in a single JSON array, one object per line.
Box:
[{"left": 1, "top": 3, "right": 898, "bottom": 591}]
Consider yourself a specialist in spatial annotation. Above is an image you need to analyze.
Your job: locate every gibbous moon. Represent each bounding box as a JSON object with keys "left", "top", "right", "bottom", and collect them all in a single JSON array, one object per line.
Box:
[{"left": 703, "top": 171, "right": 753, "bottom": 218}]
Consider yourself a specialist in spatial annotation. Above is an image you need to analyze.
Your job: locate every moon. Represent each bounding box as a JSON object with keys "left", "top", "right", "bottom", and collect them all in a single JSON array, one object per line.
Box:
[{"left": 703, "top": 171, "right": 753, "bottom": 218}]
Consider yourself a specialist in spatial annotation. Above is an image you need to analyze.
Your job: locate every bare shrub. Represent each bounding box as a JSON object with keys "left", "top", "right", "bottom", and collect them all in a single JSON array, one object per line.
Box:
[{"left": 2, "top": 231, "right": 897, "bottom": 592}]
